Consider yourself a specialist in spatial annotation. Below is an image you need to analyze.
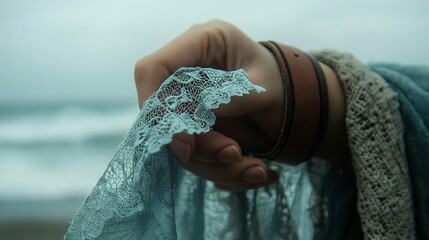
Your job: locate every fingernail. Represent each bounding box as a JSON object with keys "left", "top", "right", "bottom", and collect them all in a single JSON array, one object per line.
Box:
[
  {"left": 241, "top": 166, "right": 268, "bottom": 183},
  {"left": 216, "top": 145, "right": 242, "bottom": 162},
  {"left": 170, "top": 139, "right": 191, "bottom": 163}
]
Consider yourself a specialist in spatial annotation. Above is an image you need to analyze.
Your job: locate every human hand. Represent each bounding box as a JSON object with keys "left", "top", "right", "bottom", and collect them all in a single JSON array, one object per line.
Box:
[{"left": 134, "top": 19, "right": 285, "bottom": 191}]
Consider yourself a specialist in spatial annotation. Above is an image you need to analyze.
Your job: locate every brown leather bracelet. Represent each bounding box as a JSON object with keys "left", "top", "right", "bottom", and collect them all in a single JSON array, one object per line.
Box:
[
  {"left": 307, "top": 53, "right": 329, "bottom": 160},
  {"left": 256, "top": 41, "right": 294, "bottom": 160},
  {"left": 256, "top": 41, "right": 328, "bottom": 165}
]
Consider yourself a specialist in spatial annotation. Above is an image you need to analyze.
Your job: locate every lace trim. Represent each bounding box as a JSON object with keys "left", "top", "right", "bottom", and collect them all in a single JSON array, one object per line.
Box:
[{"left": 65, "top": 67, "right": 265, "bottom": 239}]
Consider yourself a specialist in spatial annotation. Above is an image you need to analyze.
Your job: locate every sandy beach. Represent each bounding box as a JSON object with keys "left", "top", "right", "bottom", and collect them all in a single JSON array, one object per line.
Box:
[
  {"left": 0, "top": 221, "right": 69, "bottom": 240},
  {"left": 0, "top": 197, "right": 83, "bottom": 240}
]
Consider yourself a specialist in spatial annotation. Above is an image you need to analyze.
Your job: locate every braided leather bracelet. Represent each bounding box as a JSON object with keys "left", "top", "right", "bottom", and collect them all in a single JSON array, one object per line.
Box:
[{"left": 256, "top": 41, "right": 328, "bottom": 165}]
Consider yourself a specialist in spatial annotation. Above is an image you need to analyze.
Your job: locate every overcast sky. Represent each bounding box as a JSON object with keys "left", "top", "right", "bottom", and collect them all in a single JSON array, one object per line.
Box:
[{"left": 1, "top": 0, "right": 428, "bottom": 103}]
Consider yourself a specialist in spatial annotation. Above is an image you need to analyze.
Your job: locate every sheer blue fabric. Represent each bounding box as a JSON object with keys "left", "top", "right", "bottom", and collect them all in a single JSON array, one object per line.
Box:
[{"left": 65, "top": 67, "right": 323, "bottom": 240}]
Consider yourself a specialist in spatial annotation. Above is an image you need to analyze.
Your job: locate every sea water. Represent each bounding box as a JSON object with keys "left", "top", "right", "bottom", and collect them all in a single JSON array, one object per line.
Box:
[{"left": 0, "top": 101, "right": 137, "bottom": 221}]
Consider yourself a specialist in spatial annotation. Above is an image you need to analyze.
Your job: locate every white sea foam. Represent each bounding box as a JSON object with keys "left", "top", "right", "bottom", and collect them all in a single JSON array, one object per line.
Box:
[
  {"left": 0, "top": 149, "right": 109, "bottom": 200},
  {"left": 0, "top": 105, "right": 137, "bottom": 144},
  {"left": 0, "top": 103, "right": 138, "bottom": 200}
]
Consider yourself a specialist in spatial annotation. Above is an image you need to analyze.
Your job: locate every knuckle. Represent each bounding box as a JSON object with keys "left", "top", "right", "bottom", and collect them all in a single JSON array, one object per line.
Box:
[
  {"left": 189, "top": 19, "right": 232, "bottom": 40},
  {"left": 205, "top": 18, "right": 229, "bottom": 27},
  {"left": 133, "top": 59, "right": 163, "bottom": 85},
  {"left": 189, "top": 19, "right": 227, "bottom": 30},
  {"left": 134, "top": 58, "right": 147, "bottom": 83}
]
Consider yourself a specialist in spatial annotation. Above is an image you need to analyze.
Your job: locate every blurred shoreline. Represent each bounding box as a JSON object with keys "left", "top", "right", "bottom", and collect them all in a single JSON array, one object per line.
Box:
[
  {"left": 0, "top": 221, "right": 70, "bottom": 240},
  {"left": 0, "top": 196, "right": 85, "bottom": 240},
  {"left": 0, "top": 100, "right": 137, "bottom": 239},
  {"left": 0, "top": 196, "right": 84, "bottom": 223}
]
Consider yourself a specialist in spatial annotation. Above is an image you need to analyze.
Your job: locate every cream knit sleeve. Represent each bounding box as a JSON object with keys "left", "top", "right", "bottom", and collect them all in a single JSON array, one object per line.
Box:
[{"left": 312, "top": 50, "right": 415, "bottom": 239}]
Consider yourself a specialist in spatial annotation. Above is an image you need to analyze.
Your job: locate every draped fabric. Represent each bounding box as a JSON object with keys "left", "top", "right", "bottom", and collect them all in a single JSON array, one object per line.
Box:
[
  {"left": 65, "top": 53, "right": 428, "bottom": 240},
  {"left": 65, "top": 67, "right": 325, "bottom": 240},
  {"left": 369, "top": 63, "right": 429, "bottom": 239},
  {"left": 314, "top": 51, "right": 415, "bottom": 239}
]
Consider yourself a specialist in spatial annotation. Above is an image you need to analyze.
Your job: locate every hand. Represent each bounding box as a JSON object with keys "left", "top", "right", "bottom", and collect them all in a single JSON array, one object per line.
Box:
[{"left": 134, "top": 19, "right": 283, "bottom": 191}]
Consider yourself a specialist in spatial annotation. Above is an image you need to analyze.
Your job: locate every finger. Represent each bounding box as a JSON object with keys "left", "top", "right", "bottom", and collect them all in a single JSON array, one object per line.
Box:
[
  {"left": 169, "top": 132, "right": 196, "bottom": 163},
  {"left": 193, "top": 131, "right": 242, "bottom": 163},
  {"left": 179, "top": 156, "right": 273, "bottom": 185},
  {"left": 215, "top": 170, "right": 279, "bottom": 192},
  {"left": 214, "top": 116, "right": 272, "bottom": 153},
  {"left": 169, "top": 131, "right": 243, "bottom": 164}
]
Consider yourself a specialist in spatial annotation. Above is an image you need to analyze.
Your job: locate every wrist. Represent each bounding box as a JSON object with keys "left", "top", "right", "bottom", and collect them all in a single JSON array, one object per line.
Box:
[
  {"left": 256, "top": 42, "right": 328, "bottom": 164},
  {"left": 315, "top": 62, "right": 351, "bottom": 165},
  {"left": 255, "top": 41, "right": 350, "bottom": 166}
]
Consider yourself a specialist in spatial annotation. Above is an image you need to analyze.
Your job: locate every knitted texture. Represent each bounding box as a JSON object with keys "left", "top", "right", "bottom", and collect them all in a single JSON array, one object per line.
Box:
[{"left": 313, "top": 50, "right": 415, "bottom": 239}]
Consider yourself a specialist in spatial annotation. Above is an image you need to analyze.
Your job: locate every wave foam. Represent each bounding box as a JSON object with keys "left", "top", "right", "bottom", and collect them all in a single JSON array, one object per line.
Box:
[{"left": 0, "top": 106, "right": 137, "bottom": 144}]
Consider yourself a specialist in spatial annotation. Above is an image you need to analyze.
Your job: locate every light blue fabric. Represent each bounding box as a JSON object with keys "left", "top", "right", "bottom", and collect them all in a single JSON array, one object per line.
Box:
[
  {"left": 313, "top": 166, "right": 361, "bottom": 240},
  {"left": 370, "top": 64, "right": 429, "bottom": 239},
  {"left": 65, "top": 67, "right": 323, "bottom": 240},
  {"left": 65, "top": 64, "right": 428, "bottom": 239}
]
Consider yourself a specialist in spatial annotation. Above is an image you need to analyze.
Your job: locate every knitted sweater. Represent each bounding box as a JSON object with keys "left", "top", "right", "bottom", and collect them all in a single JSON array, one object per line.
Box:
[{"left": 314, "top": 50, "right": 416, "bottom": 239}]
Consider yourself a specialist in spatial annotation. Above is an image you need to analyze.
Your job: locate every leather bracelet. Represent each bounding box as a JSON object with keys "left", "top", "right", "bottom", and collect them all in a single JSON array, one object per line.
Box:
[
  {"left": 256, "top": 41, "right": 294, "bottom": 160},
  {"left": 256, "top": 41, "right": 329, "bottom": 165},
  {"left": 307, "top": 53, "right": 329, "bottom": 160}
]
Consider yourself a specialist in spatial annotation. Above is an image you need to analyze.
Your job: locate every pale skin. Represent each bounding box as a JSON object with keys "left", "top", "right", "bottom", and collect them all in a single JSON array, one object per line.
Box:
[{"left": 134, "top": 19, "right": 350, "bottom": 192}]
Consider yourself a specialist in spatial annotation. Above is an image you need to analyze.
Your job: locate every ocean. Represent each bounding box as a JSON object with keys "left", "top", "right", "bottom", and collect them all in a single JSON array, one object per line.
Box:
[{"left": 0, "top": 101, "right": 138, "bottom": 223}]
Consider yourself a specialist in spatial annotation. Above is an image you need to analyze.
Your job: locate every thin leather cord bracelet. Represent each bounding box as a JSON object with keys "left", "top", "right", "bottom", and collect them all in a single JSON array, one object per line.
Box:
[
  {"left": 307, "top": 53, "right": 329, "bottom": 160},
  {"left": 256, "top": 41, "right": 328, "bottom": 164},
  {"left": 256, "top": 41, "right": 295, "bottom": 160}
]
